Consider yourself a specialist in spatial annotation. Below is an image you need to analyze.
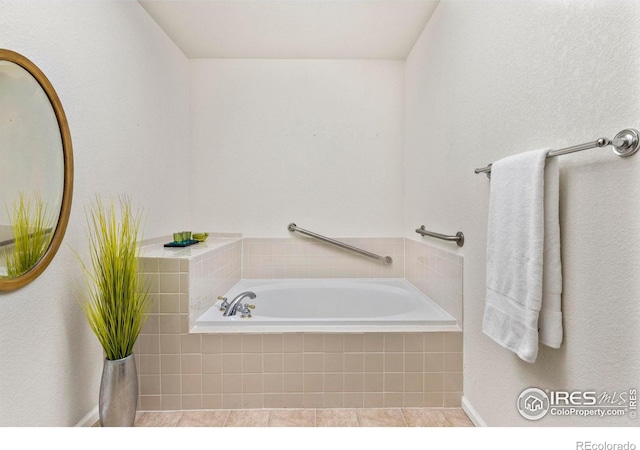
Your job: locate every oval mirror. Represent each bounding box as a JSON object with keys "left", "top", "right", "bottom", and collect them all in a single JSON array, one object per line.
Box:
[{"left": 0, "top": 49, "right": 73, "bottom": 291}]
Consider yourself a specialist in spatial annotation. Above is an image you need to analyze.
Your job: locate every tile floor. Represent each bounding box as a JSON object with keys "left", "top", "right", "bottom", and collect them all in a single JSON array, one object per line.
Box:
[{"left": 132, "top": 408, "right": 473, "bottom": 427}]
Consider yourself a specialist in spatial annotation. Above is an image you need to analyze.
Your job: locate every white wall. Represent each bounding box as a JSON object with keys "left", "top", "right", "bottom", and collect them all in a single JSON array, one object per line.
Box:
[
  {"left": 404, "top": 1, "right": 640, "bottom": 426},
  {"left": 189, "top": 59, "right": 404, "bottom": 238},
  {"left": 0, "top": 0, "right": 190, "bottom": 426}
]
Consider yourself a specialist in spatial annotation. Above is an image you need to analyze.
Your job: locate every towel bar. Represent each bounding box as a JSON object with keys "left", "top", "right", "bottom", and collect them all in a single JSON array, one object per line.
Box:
[{"left": 474, "top": 128, "right": 639, "bottom": 178}]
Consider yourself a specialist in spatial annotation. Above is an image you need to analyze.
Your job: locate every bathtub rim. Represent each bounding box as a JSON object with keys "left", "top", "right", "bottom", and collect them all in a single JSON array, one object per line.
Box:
[{"left": 191, "top": 277, "right": 461, "bottom": 334}]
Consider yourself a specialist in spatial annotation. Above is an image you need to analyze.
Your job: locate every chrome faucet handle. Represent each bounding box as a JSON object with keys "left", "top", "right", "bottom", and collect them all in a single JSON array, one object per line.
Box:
[
  {"left": 218, "top": 296, "right": 229, "bottom": 311},
  {"left": 240, "top": 303, "right": 254, "bottom": 318}
]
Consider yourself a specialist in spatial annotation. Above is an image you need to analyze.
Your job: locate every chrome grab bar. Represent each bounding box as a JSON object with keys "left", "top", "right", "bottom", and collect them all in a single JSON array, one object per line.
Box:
[
  {"left": 474, "top": 128, "right": 639, "bottom": 178},
  {"left": 287, "top": 223, "right": 392, "bottom": 265},
  {"left": 415, "top": 225, "right": 464, "bottom": 247}
]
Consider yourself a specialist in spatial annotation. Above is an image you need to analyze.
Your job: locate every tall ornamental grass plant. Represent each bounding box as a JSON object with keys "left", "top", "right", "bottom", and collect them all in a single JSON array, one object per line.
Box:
[{"left": 77, "top": 196, "right": 150, "bottom": 361}]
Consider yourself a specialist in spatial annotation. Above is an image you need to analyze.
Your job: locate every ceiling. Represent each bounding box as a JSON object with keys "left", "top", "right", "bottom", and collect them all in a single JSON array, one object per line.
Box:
[{"left": 138, "top": 0, "right": 439, "bottom": 60}]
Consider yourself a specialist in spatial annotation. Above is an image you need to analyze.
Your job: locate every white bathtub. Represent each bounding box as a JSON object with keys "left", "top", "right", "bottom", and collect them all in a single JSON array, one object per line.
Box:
[{"left": 192, "top": 278, "right": 459, "bottom": 333}]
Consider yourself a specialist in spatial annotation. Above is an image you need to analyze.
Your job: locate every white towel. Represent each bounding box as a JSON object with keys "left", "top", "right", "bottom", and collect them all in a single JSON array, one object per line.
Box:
[{"left": 482, "top": 149, "right": 563, "bottom": 363}]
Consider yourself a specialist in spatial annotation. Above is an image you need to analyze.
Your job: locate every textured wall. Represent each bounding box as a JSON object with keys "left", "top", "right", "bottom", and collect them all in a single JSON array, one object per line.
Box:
[
  {"left": 189, "top": 59, "right": 405, "bottom": 238},
  {"left": 0, "top": 1, "right": 190, "bottom": 426},
  {"left": 404, "top": 0, "right": 640, "bottom": 426}
]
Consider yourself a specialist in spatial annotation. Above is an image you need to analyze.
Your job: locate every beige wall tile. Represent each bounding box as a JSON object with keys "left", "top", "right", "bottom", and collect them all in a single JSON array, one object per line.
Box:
[
  {"left": 181, "top": 355, "right": 201, "bottom": 374},
  {"left": 221, "top": 335, "right": 242, "bottom": 353},
  {"left": 222, "top": 394, "right": 243, "bottom": 409},
  {"left": 182, "top": 374, "right": 201, "bottom": 395},
  {"left": 142, "top": 315, "right": 159, "bottom": 335},
  {"left": 222, "top": 374, "right": 242, "bottom": 394},
  {"left": 263, "top": 334, "right": 284, "bottom": 353},
  {"left": 424, "top": 353, "right": 444, "bottom": 372},
  {"left": 221, "top": 354, "right": 242, "bottom": 373},
  {"left": 137, "top": 335, "right": 160, "bottom": 354},
  {"left": 263, "top": 373, "right": 283, "bottom": 393},
  {"left": 202, "top": 354, "right": 221, "bottom": 374},
  {"left": 303, "top": 353, "right": 324, "bottom": 373},
  {"left": 423, "top": 392, "right": 444, "bottom": 407},
  {"left": 404, "top": 373, "right": 423, "bottom": 392},
  {"left": 403, "top": 393, "right": 424, "bottom": 408},
  {"left": 264, "top": 393, "right": 283, "bottom": 408},
  {"left": 404, "top": 353, "right": 423, "bottom": 373},
  {"left": 242, "top": 373, "right": 262, "bottom": 393},
  {"left": 282, "top": 393, "right": 304, "bottom": 408},
  {"left": 160, "top": 355, "right": 180, "bottom": 374},
  {"left": 323, "top": 393, "right": 344, "bottom": 408},
  {"left": 202, "top": 394, "right": 223, "bottom": 409},
  {"left": 444, "top": 373, "right": 463, "bottom": 392},
  {"left": 202, "top": 374, "right": 222, "bottom": 394},
  {"left": 159, "top": 273, "right": 180, "bottom": 293},
  {"left": 364, "top": 393, "right": 384, "bottom": 408},
  {"left": 384, "top": 373, "right": 404, "bottom": 392},
  {"left": 161, "top": 374, "right": 181, "bottom": 395},
  {"left": 424, "top": 373, "right": 444, "bottom": 392},
  {"left": 283, "top": 353, "right": 303, "bottom": 373},
  {"left": 384, "top": 353, "right": 403, "bottom": 372},
  {"left": 344, "top": 353, "right": 364, "bottom": 372},
  {"left": 344, "top": 334, "right": 364, "bottom": 352},
  {"left": 344, "top": 393, "right": 364, "bottom": 408},
  {"left": 303, "top": 393, "right": 324, "bottom": 408},
  {"left": 159, "top": 294, "right": 180, "bottom": 314},
  {"left": 283, "top": 373, "right": 303, "bottom": 393},
  {"left": 444, "top": 392, "right": 463, "bottom": 407},
  {"left": 383, "top": 393, "right": 404, "bottom": 408},
  {"left": 444, "top": 352, "right": 463, "bottom": 372},
  {"left": 139, "top": 355, "right": 160, "bottom": 375},
  {"left": 364, "top": 334, "right": 383, "bottom": 352},
  {"left": 323, "top": 353, "right": 344, "bottom": 372},
  {"left": 202, "top": 335, "right": 221, "bottom": 354},
  {"left": 364, "top": 373, "right": 383, "bottom": 392},
  {"left": 344, "top": 373, "right": 364, "bottom": 392},
  {"left": 384, "top": 334, "right": 404, "bottom": 352},
  {"left": 160, "top": 335, "right": 181, "bottom": 354},
  {"left": 159, "top": 315, "right": 180, "bottom": 334},
  {"left": 140, "top": 395, "right": 161, "bottom": 411},
  {"left": 404, "top": 333, "right": 424, "bottom": 352},
  {"left": 444, "top": 332, "right": 463, "bottom": 352},
  {"left": 424, "top": 333, "right": 444, "bottom": 352},
  {"left": 364, "top": 353, "right": 383, "bottom": 372},
  {"left": 303, "top": 373, "right": 323, "bottom": 393},
  {"left": 243, "top": 354, "right": 263, "bottom": 373},
  {"left": 324, "top": 373, "right": 343, "bottom": 392},
  {"left": 140, "top": 375, "right": 160, "bottom": 395},
  {"left": 161, "top": 395, "right": 181, "bottom": 411},
  {"left": 263, "top": 353, "right": 284, "bottom": 373},
  {"left": 304, "top": 334, "right": 324, "bottom": 352},
  {"left": 181, "top": 335, "right": 202, "bottom": 354},
  {"left": 242, "top": 334, "right": 262, "bottom": 353},
  {"left": 323, "top": 334, "right": 344, "bottom": 352},
  {"left": 283, "top": 334, "right": 303, "bottom": 353}
]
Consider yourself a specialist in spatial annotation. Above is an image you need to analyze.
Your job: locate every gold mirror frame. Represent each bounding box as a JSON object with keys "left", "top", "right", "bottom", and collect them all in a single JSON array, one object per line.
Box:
[{"left": 0, "top": 49, "right": 73, "bottom": 291}]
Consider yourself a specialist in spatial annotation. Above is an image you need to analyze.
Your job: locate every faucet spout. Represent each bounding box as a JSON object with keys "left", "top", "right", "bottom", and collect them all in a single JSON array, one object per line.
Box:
[{"left": 223, "top": 291, "right": 257, "bottom": 316}]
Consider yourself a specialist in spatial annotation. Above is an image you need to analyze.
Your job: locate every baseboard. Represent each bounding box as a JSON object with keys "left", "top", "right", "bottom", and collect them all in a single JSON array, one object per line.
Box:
[
  {"left": 74, "top": 405, "right": 99, "bottom": 427},
  {"left": 462, "top": 396, "right": 487, "bottom": 427}
]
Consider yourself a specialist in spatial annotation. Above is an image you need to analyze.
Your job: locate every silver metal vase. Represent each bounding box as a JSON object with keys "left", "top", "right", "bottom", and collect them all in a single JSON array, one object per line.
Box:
[{"left": 99, "top": 353, "right": 138, "bottom": 427}]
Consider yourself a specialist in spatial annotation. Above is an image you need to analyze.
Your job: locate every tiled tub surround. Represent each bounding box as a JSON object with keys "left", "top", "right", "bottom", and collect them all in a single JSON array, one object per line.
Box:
[
  {"left": 242, "top": 237, "right": 405, "bottom": 279},
  {"left": 135, "top": 235, "right": 463, "bottom": 411},
  {"left": 135, "top": 332, "right": 463, "bottom": 411},
  {"left": 138, "top": 235, "right": 242, "bottom": 328},
  {"left": 406, "top": 239, "right": 463, "bottom": 325}
]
